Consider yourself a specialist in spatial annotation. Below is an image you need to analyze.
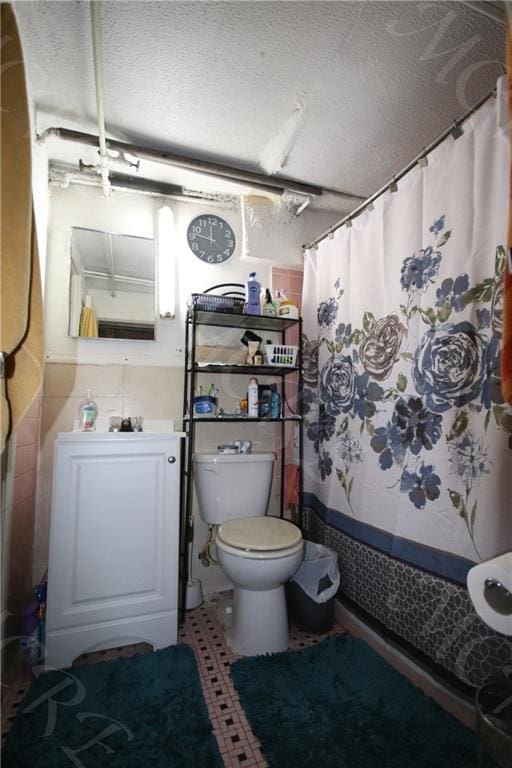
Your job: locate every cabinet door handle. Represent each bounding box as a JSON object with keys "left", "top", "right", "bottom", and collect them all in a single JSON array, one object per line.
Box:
[{"left": 167, "top": 456, "right": 176, "bottom": 464}]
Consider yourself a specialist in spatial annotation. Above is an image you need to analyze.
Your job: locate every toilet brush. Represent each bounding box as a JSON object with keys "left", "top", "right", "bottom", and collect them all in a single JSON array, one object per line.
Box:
[{"left": 185, "top": 517, "right": 204, "bottom": 610}]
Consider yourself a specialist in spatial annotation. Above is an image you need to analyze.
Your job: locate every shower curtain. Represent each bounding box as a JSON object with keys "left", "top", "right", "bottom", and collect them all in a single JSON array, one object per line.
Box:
[{"left": 302, "top": 77, "right": 512, "bottom": 687}]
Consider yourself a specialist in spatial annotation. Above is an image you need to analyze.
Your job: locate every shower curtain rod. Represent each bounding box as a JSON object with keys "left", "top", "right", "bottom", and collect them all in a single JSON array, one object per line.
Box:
[{"left": 304, "top": 84, "right": 498, "bottom": 251}]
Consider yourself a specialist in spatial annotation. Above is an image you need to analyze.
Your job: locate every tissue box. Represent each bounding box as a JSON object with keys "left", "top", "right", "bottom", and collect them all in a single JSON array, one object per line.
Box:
[{"left": 195, "top": 345, "right": 246, "bottom": 365}]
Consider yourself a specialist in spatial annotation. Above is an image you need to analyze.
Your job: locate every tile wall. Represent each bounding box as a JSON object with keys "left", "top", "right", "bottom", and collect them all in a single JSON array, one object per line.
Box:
[{"left": 6, "top": 395, "right": 41, "bottom": 640}]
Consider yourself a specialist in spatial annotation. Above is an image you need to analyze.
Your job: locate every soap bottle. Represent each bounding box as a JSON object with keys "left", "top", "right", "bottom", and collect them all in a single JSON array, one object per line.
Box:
[
  {"left": 270, "top": 385, "right": 281, "bottom": 419},
  {"left": 263, "top": 289, "right": 277, "bottom": 316},
  {"left": 245, "top": 272, "right": 261, "bottom": 315},
  {"left": 78, "top": 389, "right": 98, "bottom": 432},
  {"left": 248, "top": 377, "right": 259, "bottom": 417}
]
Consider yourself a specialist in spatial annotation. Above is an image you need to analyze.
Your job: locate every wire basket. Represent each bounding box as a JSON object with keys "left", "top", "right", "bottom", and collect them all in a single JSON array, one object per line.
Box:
[
  {"left": 190, "top": 293, "right": 245, "bottom": 314},
  {"left": 265, "top": 344, "right": 298, "bottom": 367}
]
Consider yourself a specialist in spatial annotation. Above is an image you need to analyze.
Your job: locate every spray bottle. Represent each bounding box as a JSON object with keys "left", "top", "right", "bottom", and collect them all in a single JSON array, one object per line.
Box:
[{"left": 248, "top": 377, "right": 259, "bottom": 417}]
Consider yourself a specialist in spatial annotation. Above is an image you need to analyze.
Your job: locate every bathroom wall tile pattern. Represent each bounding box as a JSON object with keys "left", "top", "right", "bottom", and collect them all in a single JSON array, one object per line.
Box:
[
  {"left": 1, "top": 601, "right": 346, "bottom": 767},
  {"left": 304, "top": 507, "right": 512, "bottom": 688}
]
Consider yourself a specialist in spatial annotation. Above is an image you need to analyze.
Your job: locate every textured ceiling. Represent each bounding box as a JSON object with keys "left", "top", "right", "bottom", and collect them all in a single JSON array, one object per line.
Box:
[{"left": 14, "top": 0, "right": 507, "bottom": 211}]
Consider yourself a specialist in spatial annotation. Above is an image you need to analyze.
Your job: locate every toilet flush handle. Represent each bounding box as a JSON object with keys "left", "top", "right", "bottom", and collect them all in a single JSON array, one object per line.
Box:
[{"left": 203, "top": 466, "right": 220, "bottom": 474}]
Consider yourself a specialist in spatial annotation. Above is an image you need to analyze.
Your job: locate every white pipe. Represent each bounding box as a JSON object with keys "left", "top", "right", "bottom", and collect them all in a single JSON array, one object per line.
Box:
[{"left": 90, "top": 1, "right": 111, "bottom": 197}]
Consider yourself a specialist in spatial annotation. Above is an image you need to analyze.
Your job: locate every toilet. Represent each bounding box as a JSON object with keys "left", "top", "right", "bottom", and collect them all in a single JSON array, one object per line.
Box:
[{"left": 193, "top": 452, "right": 303, "bottom": 656}]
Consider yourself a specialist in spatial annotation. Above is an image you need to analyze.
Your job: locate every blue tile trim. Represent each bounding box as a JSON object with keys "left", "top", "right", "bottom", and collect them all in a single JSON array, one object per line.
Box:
[{"left": 303, "top": 492, "right": 476, "bottom": 585}]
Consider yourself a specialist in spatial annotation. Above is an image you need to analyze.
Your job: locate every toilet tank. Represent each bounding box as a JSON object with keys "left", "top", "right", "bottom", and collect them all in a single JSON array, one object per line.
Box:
[{"left": 193, "top": 452, "right": 275, "bottom": 524}]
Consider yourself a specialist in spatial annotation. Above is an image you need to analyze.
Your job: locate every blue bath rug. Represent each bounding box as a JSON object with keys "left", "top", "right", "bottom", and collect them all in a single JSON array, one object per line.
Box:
[
  {"left": 230, "top": 635, "right": 496, "bottom": 768},
  {"left": 2, "top": 644, "right": 223, "bottom": 768}
]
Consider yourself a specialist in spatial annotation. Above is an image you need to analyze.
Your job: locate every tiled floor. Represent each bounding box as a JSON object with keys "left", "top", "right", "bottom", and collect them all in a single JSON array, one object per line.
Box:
[{"left": 1, "top": 596, "right": 346, "bottom": 767}]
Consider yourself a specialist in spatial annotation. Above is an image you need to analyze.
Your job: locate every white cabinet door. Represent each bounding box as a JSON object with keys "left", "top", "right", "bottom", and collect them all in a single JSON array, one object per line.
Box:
[{"left": 46, "top": 434, "right": 181, "bottom": 668}]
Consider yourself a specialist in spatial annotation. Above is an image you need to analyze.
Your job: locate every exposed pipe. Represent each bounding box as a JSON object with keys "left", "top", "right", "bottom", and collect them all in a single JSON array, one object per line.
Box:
[
  {"left": 37, "top": 125, "right": 363, "bottom": 203},
  {"left": 49, "top": 162, "right": 239, "bottom": 206},
  {"left": 90, "top": 1, "right": 111, "bottom": 197},
  {"left": 304, "top": 84, "right": 498, "bottom": 250}
]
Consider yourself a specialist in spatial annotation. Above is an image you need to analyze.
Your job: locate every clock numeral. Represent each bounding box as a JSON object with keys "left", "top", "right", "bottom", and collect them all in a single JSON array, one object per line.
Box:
[
  {"left": 191, "top": 242, "right": 198, "bottom": 251},
  {"left": 216, "top": 254, "right": 223, "bottom": 262},
  {"left": 226, "top": 240, "right": 234, "bottom": 248},
  {"left": 223, "top": 249, "right": 230, "bottom": 257},
  {"left": 199, "top": 251, "right": 206, "bottom": 258},
  {"left": 207, "top": 255, "right": 215, "bottom": 263},
  {"left": 188, "top": 233, "right": 196, "bottom": 241},
  {"left": 193, "top": 225, "right": 202, "bottom": 234}
]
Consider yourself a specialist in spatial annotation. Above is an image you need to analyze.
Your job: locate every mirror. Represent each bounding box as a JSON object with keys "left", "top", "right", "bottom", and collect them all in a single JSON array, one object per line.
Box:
[{"left": 68, "top": 227, "right": 156, "bottom": 341}]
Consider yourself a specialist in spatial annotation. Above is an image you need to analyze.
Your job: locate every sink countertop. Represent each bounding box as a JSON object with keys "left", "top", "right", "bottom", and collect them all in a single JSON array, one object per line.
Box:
[{"left": 61, "top": 418, "right": 185, "bottom": 438}]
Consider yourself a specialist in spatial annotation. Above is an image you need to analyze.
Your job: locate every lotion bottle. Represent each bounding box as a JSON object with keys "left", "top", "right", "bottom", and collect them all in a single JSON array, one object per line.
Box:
[{"left": 245, "top": 272, "right": 261, "bottom": 315}]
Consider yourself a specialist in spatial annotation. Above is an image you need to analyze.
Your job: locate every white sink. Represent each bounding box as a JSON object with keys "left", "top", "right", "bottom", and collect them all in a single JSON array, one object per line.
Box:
[{"left": 67, "top": 418, "right": 184, "bottom": 436}]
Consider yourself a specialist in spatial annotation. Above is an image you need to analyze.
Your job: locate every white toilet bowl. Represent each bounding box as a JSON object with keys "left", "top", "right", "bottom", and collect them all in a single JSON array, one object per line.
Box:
[{"left": 216, "top": 516, "right": 303, "bottom": 656}]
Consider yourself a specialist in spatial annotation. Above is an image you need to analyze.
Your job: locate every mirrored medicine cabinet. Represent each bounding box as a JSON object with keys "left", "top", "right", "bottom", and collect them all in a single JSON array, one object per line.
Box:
[{"left": 68, "top": 227, "right": 156, "bottom": 341}]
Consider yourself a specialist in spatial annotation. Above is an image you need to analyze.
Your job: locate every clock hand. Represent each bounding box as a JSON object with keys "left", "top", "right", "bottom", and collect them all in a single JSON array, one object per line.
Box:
[{"left": 194, "top": 233, "right": 212, "bottom": 242}]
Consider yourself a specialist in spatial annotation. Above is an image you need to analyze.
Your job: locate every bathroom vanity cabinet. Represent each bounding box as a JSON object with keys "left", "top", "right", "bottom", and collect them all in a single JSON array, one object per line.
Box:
[{"left": 45, "top": 431, "right": 183, "bottom": 669}]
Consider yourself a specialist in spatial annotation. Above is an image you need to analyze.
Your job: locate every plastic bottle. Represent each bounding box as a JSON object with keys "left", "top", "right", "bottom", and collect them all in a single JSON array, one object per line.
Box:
[
  {"left": 248, "top": 377, "right": 259, "bottom": 417},
  {"left": 78, "top": 389, "right": 98, "bottom": 432},
  {"left": 270, "top": 385, "right": 281, "bottom": 419},
  {"left": 263, "top": 289, "right": 277, "bottom": 316},
  {"left": 245, "top": 272, "right": 261, "bottom": 315},
  {"left": 260, "top": 388, "right": 272, "bottom": 418}
]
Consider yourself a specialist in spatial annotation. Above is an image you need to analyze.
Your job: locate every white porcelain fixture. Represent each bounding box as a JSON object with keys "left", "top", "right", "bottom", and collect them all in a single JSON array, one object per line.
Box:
[
  {"left": 46, "top": 429, "right": 183, "bottom": 669},
  {"left": 193, "top": 452, "right": 303, "bottom": 655}
]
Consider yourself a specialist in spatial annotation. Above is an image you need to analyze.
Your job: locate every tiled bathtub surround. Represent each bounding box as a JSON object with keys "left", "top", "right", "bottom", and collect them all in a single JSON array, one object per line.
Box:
[
  {"left": 1, "top": 600, "right": 346, "bottom": 767},
  {"left": 304, "top": 506, "right": 512, "bottom": 688}
]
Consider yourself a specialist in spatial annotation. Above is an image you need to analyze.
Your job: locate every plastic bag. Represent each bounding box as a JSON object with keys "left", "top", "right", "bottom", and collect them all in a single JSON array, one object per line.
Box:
[{"left": 290, "top": 541, "right": 340, "bottom": 604}]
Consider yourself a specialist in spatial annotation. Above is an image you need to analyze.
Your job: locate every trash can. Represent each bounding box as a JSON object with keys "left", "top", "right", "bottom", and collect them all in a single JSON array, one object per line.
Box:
[{"left": 286, "top": 540, "right": 340, "bottom": 634}]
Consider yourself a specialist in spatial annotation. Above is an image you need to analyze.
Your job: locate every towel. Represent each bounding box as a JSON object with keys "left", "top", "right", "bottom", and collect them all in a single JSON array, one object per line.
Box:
[
  {"left": 503, "top": 17, "right": 512, "bottom": 405},
  {"left": 284, "top": 464, "right": 299, "bottom": 508}
]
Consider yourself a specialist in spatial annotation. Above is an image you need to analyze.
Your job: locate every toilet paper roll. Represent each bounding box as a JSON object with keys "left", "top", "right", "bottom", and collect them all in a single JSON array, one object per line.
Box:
[{"left": 467, "top": 552, "right": 512, "bottom": 636}]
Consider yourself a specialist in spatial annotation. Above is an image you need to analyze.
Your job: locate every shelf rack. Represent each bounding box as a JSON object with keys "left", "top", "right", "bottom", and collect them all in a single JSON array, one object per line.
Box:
[{"left": 179, "top": 306, "right": 304, "bottom": 622}]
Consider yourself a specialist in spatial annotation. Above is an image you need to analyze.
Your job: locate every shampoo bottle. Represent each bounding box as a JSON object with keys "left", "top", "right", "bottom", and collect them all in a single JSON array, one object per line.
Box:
[
  {"left": 270, "top": 385, "right": 281, "bottom": 419},
  {"left": 248, "top": 377, "right": 259, "bottom": 417},
  {"left": 245, "top": 272, "right": 261, "bottom": 315},
  {"left": 78, "top": 389, "right": 98, "bottom": 432}
]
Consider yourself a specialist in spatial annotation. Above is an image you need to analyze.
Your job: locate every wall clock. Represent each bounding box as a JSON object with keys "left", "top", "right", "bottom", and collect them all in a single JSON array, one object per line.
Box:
[{"left": 187, "top": 214, "right": 236, "bottom": 264}]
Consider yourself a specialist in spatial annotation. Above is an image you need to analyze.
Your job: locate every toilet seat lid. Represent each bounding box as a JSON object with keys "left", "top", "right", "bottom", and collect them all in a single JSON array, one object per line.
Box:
[{"left": 217, "top": 517, "right": 302, "bottom": 551}]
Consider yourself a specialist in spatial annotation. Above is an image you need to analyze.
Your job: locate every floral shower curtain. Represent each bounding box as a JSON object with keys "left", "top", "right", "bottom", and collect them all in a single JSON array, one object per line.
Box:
[{"left": 302, "top": 77, "right": 511, "bottom": 586}]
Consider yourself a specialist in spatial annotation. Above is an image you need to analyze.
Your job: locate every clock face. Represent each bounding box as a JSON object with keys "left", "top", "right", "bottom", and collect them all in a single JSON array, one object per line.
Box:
[{"left": 187, "top": 215, "right": 236, "bottom": 264}]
